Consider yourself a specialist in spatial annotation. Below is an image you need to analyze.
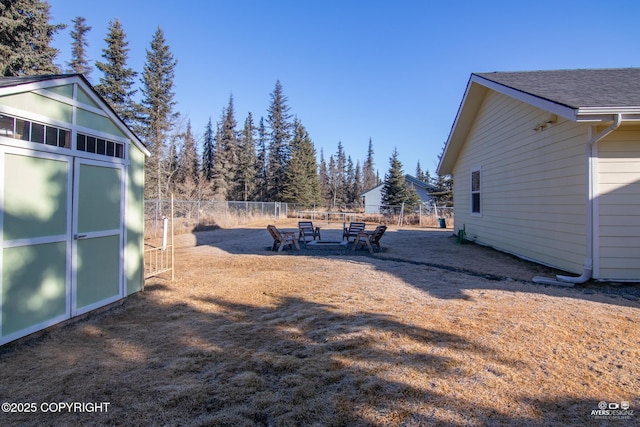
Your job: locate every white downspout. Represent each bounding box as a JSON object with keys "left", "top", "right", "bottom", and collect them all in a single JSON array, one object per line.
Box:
[{"left": 534, "top": 114, "right": 622, "bottom": 286}]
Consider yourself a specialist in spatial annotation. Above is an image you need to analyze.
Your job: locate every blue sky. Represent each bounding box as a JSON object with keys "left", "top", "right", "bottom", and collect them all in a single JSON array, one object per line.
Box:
[{"left": 50, "top": 0, "right": 639, "bottom": 177}]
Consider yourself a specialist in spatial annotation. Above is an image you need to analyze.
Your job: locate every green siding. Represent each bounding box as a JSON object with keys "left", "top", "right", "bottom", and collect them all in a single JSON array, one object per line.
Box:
[
  {"left": 126, "top": 145, "right": 145, "bottom": 294},
  {"left": 0, "top": 92, "right": 73, "bottom": 124},
  {"left": 76, "top": 108, "right": 126, "bottom": 138},
  {"left": 76, "top": 86, "right": 100, "bottom": 109},
  {"left": 76, "top": 235, "right": 120, "bottom": 309},
  {"left": 77, "top": 164, "right": 121, "bottom": 233},
  {"left": 2, "top": 242, "right": 67, "bottom": 335},
  {"left": 46, "top": 84, "right": 74, "bottom": 99},
  {"left": 3, "top": 154, "right": 68, "bottom": 241}
]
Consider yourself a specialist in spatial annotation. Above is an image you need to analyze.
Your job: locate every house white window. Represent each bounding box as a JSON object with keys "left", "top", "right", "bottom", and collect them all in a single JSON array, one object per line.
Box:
[{"left": 471, "top": 168, "right": 481, "bottom": 215}]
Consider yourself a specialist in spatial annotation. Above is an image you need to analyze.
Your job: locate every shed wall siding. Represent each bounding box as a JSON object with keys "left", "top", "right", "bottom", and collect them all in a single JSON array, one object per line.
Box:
[
  {"left": 452, "top": 91, "right": 588, "bottom": 274},
  {"left": 126, "top": 145, "right": 145, "bottom": 295},
  {"left": 0, "top": 92, "right": 73, "bottom": 124},
  {"left": 0, "top": 77, "right": 147, "bottom": 345},
  {"left": 596, "top": 127, "right": 640, "bottom": 280}
]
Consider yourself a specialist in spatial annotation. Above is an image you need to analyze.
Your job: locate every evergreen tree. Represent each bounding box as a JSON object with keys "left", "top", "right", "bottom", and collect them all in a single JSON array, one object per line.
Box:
[
  {"left": 255, "top": 117, "right": 268, "bottom": 201},
  {"left": 424, "top": 169, "right": 433, "bottom": 186},
  {"left": 211, "top": 120, "right": 227, "bottom": 200},
  {"left": 179, "top": 120, "right": 199, "bottom": 183},
  {"left": 221, "top": 95, "right": 240, "bottom": 200},
  {"left": 67, "top": 16, "right": 92, "bottom": 78},
  {"left": 362, "top": 137, "right": 377, "bottom": 191},
  {"left": 434, "top": 143, "right": 454, "bottom": 207},
  {"left": 318, "top": 149, "right": 330, "bottom": 207},
  {"left": 334, "top": 141, "right": 347, "bottom": 208},
  {"left": 327, "top": 155, "right": 338, "bottom": 209},
  {"left": 95, "top": 18, "right": 138, "bottom": 125},
  {"left": 352, "top": 160, "right": 364, "bottom": 209},
  {"left": 237, "top": 112, "right": 257, "bottom": 201},
  {"left": 0, "top": 0, "right": 65, "bottom": 76},
  {"left": 282, "top": 118, "right": 320, "bottom": 206},
  {"left": 265, "top": 80, "right": 292, "bottom": 201},
  {"left": 415, "top": 161, "right": 426, "bottom": 182},
  {"left": 139, "top": 26, "right": 178, "bottom": 200},
  {"left": 201, "top": 117, "right": 215, "bottom": 182},
  {"left": 176, "top": 120, "right": 206, "bottom": 199},
  {"left": 345, "top": 155, "right": 355, "bottom": 207},
  {"left": 382, "top": 148, "right": 419, "bottom": 207}
]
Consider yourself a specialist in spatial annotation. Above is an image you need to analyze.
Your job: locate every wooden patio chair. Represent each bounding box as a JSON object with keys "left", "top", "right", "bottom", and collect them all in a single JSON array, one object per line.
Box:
[
  {"left": 342, "top": 221, "right": 366, "bottom": 241},
  {"left": 353, "top": 225, "right": 387, "bottom": 253},
  {"left": 298, "top": 221, "right": 321, "bottom": 246},
  {"left": 267, "top": 225, "right": 300, "bottom": 252}
]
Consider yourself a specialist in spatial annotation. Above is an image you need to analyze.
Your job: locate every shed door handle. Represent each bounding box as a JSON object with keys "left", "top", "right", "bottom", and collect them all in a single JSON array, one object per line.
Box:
[{"left": 74, "top": 234, "right": 88, "bottom": 240}]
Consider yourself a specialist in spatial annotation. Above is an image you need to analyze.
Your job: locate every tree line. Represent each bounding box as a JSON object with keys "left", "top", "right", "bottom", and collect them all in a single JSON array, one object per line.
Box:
[{"left": 1, "top": 0, "right": 452, "bottom": 209}]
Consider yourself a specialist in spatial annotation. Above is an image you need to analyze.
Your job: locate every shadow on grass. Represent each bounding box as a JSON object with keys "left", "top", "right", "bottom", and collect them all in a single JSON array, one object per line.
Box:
[
  {"left": 194, "top": 226, "right": 640, "bottom": 307},
  {"left": 1, "top": 287, "right": 616, "bottom": 425}
]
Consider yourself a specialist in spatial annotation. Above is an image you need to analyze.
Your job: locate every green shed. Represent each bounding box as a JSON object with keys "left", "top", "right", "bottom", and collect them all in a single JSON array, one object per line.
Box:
[{"left": 0, "top": 74, "right": 149, "bottom": 345}]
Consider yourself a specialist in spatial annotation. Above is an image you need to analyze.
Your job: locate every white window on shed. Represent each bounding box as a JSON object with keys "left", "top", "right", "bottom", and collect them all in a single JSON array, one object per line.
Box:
[{"left": 471, "top": 168, "right": 481, "bottom": 215}]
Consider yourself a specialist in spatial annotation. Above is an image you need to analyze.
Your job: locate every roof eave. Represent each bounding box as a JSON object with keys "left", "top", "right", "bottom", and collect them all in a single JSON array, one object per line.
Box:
[
  {"left": 437, "top": 78, "right": 488, "bottom": 175},
  {"left": 576, "top": 107, "right": 640, "bottom": 122}
]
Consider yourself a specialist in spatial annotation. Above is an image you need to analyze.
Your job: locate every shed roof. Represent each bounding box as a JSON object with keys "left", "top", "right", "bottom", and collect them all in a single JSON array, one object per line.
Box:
[
  {"left": 361, "top": 174, "right": 438, "bottom": 196},
  {"left": 0, "top": 74, "right": 149, "bottom": 156},
  {"left": 437, "top": 68, "right": 640, "bottom": 175}
]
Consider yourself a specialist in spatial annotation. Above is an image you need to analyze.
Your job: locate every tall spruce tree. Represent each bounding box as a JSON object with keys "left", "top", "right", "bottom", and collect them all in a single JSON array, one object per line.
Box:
[
  {"left": 179, "top": 120, "right": 199, "bottom": 183},
  {"left": 382, "top": 148, "right": 420, "bottom": 208},
  {"left": 221, "top": 95, "right": 239, "bottom": 200},
  {"left": 211, "top": 119, "right": 227, "bottom": 200},
  {"left": 265, "top": 80, "right": 292, "bottom": 201},
  {"left": 237, "top": 112, "right": 258, "bottom": 201},
  {"left": 67, "top": 16, "right": 92, "bottom": 78},
  {"left": 362, "top": 137, "right": 377, "bottom": 191},
  {"left": 327, "top": 155, "right": 338, "bottom": 208},
  {"left": 353, "top": 161, "right": 363, "bottom": 209},
  {"left": 282, "top": 118, "right": 320, "bottom": 206},
  {"left": 95, "top": 18, "right": 138, "bottom": 125},
  {"left": 415, "top": 161, "right": 426, "bottom": 182},
  {"left": 255, "top": 117, "right": 268, "bottom": 201},
  {"left": 345, "top": 155, "right": 356, "bottom": 207},
  {"left": 0, "top": 0, "right": 65, "bottom": 76},
  {"left": 435, "top": 143, "right": 454, "bottom": 207},
  {"left": 332, "top": 141, "right": 347, "bottom": 208},
  {"left": 139, "top": 26, "right": 178, "bottom": 200},
  {"left": 176, "top": 120, "right": 205, "bottom": 199},
  {"left": 318, "top": 148, "right": 330, "bottom": 207},
  {"left": 201, "top": 117, "right": 215, "bottom": 182}
]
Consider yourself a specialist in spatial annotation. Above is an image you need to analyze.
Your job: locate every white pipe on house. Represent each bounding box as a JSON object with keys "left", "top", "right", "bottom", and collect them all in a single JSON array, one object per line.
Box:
[{"left": 534, "top": 114, "right": 622, "bottom": 285}]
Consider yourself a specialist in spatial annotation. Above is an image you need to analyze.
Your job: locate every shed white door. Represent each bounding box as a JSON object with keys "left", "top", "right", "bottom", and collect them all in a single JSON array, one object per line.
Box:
[{"left": 71, "top": 159, "right": 124, "bottom": 315}]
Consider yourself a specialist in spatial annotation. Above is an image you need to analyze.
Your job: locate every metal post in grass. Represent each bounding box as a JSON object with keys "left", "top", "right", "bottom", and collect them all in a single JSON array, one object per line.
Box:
[{"left": 171, "top": 193, "right": 175, "bottom": 281}]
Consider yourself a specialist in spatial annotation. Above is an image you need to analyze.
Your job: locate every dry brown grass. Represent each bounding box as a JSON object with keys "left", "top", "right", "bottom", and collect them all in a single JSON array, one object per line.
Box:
[{"left": 1, "top": 221, "right": 639, "bottom": 426}]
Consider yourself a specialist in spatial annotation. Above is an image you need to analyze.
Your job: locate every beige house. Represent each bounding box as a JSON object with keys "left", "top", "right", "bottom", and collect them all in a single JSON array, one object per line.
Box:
[{"left": 437, "top": 69, "right": 640, "bottom": 282}]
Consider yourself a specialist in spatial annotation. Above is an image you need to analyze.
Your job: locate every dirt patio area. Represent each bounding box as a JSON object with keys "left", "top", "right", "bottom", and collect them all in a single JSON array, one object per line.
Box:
[{"left": 1, "top": 221, "right": 638, "bottom": 426}]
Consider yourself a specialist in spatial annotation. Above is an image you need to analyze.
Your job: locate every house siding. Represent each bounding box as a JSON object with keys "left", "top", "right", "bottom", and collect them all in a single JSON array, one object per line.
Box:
[
  {"left": 452, "top": 91, "right": 588, "bottom": 274},
  {"left": 596, "top": 127, "right": 640, "bottom": 280}
]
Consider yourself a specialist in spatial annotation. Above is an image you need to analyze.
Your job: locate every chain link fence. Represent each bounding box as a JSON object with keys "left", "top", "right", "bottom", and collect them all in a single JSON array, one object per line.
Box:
[{"left": 144, "top": 199, "right": 453, "bottom": 238}]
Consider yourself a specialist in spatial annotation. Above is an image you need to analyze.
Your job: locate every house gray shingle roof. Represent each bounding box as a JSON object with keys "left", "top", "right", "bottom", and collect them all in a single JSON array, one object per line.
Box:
[{"left": 474, "top": 68, "right": 640, "bottom": 109}]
